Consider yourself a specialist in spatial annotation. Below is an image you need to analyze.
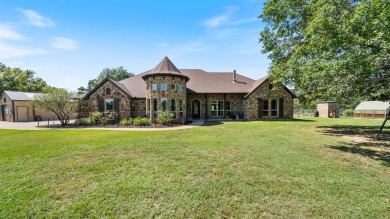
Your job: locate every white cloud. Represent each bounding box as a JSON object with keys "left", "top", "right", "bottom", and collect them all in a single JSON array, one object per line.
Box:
[
  {"left": 0, "top": 24, "right": 24, "bottom": 40},
  {"left": 0, "top": 41, "right": 47, "bottom": 59},
  {"left": 19, "top": 9, "right": 55, "bottom": 27},
  {"left": 203, "top": 6, "right": 239, "bottom": 28},
  {"left": 51, "top": 37, "right": 78, "bottom": 50},
  {"left": 229, "top": 17, "right": 258, "bottom": 25}
]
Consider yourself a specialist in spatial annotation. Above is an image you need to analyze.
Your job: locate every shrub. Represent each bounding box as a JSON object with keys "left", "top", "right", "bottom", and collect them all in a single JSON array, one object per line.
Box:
[
  {"left": 133, "top": 117, "right": 149, "bottom": 126},
  {"left": 343, "top": 109, "right": 354, "bottom": 117},
  {"left": 120, "top": 118, "right": 130, "bottom": 126},
  {"left": 90, "top": 111, "right": 104, "bottom": 124},
  {"left": 156, "top": 110, "right": 174, "bottom": 125},
  {"left": 77, "top": 117, "right": 91, "bottom": 125}
]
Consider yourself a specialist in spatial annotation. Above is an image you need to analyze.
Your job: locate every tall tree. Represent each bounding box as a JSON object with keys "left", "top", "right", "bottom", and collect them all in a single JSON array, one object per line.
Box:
[
  {"left": 259, "top": 0, "right": 390, "bottom": 108},
  {"left": 31, "top": 89, "right": 78, "bottom": 126},
  {"left": 78, "top": 66, "right": 134, "bottom": 94},
  {"left": 0, "top": 63, "right": 50, "bottom": 94}
]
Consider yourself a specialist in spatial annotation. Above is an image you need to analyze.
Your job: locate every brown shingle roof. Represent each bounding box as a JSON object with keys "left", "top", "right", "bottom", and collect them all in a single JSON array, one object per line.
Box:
[
  {"left": 181, "top": 69, "right": 254, "bottom": 93},
  {"left": 118, "top": 69, "right": 259, "bottom": 98},
  {"left": 141, "top": 56, "right": 189, "bottom": 81}
]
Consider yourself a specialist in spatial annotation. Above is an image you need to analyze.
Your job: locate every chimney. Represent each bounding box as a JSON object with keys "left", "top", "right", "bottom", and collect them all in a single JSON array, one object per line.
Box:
[{"left": 232, "top": 70, "right": 236, "bottom": 83}]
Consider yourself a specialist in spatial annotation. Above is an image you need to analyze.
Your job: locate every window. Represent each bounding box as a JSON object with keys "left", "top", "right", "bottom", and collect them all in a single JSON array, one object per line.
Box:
[
  {"left": 170, "top": 84, "right": 176, "bottom": 90},
  {"left": 171, "top": 99, "right": 176, "bottom": 118},
  {"left": 178, "top": 84, "right": 184, "bottom": 91},
  {"left": 161, "top": 83, "right": 167, "bottom": 90},
  {"left": 146, "top": 98, "right": 150, "bottom": 112},
  {"left": 105, "top": 99, "right": 114, "bottom": 112},
  {"left": 106, "top": 88, "right": 111, "bottom": 95},
  {"left": 263, "top": 99, "right": 269, "bottom": 116},
  {"left": 179, "top": 99, "right": 184, "bottom": 117},
  {"left": 152, "top": 84, "right": 158, "bottom": 91},
  {"left": 161, "top": 98, "right": 167, "bottom": 111},
  {"left": 153, "top": 99, "right": 157, "bottom": 112},
  {"left": 271, "top": 99, "right": 278, "bottom": 117},
  {"left": 210, "top": 100, "right": 224, "bottom": 117},
  {"left": 225, "top": 101, "right": 231, "bottom": 116},
  {"left": 171, "top": 99, "right": 176, "bottom": 111}
]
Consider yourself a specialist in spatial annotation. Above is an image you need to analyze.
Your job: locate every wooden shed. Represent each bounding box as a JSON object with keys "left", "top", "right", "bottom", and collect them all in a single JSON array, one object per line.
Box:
[
  {"left": 354, "top": 101, "right": 390, "bottom": 119},
  {"left": 0, "top": 90, "right": 77, "bottom": 122},
  {"left": 316, "top": 101, "right": 340, "bottom": 118}
]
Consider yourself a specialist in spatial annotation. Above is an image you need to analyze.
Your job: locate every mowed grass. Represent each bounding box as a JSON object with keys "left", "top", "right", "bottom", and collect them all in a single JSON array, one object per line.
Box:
[{"left": 0, "top": 117, "right": 389, "bottom": 218}]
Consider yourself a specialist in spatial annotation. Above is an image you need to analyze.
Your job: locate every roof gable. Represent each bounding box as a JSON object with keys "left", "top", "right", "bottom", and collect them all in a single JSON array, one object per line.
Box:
[{"left": 84, "top": 78, "right": 132, "bottom": 99}]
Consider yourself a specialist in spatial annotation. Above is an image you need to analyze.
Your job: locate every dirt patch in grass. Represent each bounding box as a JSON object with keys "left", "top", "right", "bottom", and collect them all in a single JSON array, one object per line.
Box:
[{"left": 319, "top": 124, "right": 390, "bottom": 167}]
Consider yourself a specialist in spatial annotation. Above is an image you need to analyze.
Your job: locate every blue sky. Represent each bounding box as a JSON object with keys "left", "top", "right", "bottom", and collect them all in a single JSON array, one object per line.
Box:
[{"left": 0, "top": 0, "right": 269, "bottom": 90}]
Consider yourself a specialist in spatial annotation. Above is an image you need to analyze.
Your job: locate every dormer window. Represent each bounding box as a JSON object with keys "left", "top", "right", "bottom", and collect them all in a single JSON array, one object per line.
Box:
[{"left": 106, "top": 88, "right": 111, "bottom": 95}]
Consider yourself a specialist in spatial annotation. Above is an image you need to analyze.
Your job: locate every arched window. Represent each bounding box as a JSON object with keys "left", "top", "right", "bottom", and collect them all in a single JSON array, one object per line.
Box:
[{"left": 106, "top": 88, "right": 111, "bottom": 95}]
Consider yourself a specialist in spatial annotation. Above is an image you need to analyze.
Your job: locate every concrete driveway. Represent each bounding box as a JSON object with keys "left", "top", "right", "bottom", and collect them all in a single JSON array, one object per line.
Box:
[{"left": 0, "top": 120, "right": 204, "bottom": 131}]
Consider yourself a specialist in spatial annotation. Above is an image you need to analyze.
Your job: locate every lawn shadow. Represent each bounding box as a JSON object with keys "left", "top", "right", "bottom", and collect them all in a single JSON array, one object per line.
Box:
[
  {"left": 328, "top": 141, "right": 390, "bottom": 167},
  {"left": 319, "top": 124, "right": 390, "bottom": 167},
  {"left": 318, "top": 124, "right": 389, "bottom": 140}
]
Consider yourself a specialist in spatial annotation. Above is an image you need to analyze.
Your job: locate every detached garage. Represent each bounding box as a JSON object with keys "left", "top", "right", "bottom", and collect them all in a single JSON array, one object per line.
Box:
[
  {"left": 354, "top": 101, "right": 390, "bottom": 119},
  {"left": 0, "top": 90, "right": 76, "bottom": 122}
]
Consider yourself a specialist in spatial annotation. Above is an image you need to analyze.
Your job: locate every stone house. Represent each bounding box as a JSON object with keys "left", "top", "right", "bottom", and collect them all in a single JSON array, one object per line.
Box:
[{"left": 80, "top": 57, "right": 295, "bottom": 121}]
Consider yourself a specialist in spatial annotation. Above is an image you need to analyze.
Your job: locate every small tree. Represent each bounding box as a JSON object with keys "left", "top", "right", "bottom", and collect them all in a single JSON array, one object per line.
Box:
[{"left": 31, "top": 89, "right": 78, "bottom": 126}]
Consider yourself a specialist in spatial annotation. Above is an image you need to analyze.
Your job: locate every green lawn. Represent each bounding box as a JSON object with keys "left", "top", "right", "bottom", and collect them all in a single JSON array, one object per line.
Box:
[{"left": 1, "top": 117, "right": 389, "bottom": 218}]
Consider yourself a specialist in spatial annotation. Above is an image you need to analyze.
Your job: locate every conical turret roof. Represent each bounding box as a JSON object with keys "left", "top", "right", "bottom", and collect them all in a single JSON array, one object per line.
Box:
[
  {"left": 142, "top": 56, "right": 189, "bottom": 81},
  {"left": 151, "top": 56, "right": 181, "bottom": 74}
]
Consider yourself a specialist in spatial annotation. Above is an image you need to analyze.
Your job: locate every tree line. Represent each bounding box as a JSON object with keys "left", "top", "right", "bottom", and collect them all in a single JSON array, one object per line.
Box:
[{"left": 259, "top": 0, "right": 389, "bottom": 108}]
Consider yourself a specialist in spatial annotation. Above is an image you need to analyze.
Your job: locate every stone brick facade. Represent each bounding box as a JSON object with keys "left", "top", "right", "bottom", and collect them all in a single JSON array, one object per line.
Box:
[
  {"left": 144, "top": 75, "right": 187, "bottom": 121},
  {"left": 245, "top": 80, "right": 294, "bottom": 119},
  {"left": 186, "top": 93, "right": 246, "bottom": 119},
  {"left": 82, "top": 80, "right": 131, "bottom": 118},
  {"left": 80, "top": 57, "right": 294, "bottom": 121}
]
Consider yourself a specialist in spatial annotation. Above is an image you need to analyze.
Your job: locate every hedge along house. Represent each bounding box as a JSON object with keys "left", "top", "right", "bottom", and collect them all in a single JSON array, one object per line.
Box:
[
  {"left": 0, "top": 91, "right": 78, "bottom": 122},
  {"left": 80, "top": 57, "right": 295, "bottom": 121},
  {"left": 354, "top": 101, "right": 390, "bottom": 119}
]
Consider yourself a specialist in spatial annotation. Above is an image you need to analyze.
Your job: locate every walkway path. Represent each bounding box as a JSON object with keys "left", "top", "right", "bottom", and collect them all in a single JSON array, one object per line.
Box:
[{"left": 0, "top": 120, "right": 204, "bottom": 131}]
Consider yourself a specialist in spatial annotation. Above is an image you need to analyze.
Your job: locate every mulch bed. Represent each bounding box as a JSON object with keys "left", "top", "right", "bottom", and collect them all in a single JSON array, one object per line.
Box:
[{"left": 37, "top": 122, "right": 190, "bottom": 129}]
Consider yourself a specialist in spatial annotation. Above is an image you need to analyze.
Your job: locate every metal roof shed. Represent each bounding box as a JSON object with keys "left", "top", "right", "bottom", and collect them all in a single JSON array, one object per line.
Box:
[{"left": 354, "top": 101, "right": 390, "bottom": 119}]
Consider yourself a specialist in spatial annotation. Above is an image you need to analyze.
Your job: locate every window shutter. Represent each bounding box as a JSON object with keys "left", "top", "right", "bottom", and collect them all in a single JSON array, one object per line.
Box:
[
  {"left": 258, "top": 98, "right": 263, "bottom": 118},
  {"left": 114, "top": 99, "right": 120, "bottom": 112},
  {"left": 97, "top": 98, "right": 104, "bottom": 112},
  {"left": 279, "top": 98, "right": 284, "bottom": 118}
]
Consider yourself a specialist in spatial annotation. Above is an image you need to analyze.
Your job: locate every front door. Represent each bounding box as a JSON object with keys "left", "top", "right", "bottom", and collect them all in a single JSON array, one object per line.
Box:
[
  {"left": 192, "top": 100, "right": 200, "bottom": 119},
  {"left": 17, "top": 106, "right": 28, "bottom": 122}
]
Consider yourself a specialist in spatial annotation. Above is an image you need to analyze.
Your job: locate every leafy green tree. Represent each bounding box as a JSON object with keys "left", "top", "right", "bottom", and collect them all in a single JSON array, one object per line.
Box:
[
  {"left": 0, "top": 63, "right": 50, "bottom": 94},
  {"left": 259, "top": 0, "right": 390, "bottom": 108},
  {"left": 78, "top": 66, "right": 134, "bottom": 94},
  {"left": 31, "top": 89, "right": 78, "bottom": 126}
]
